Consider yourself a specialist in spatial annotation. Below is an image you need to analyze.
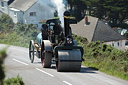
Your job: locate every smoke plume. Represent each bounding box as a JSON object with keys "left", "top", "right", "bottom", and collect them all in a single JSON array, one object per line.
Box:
[
  {"left": 37, "top": 0, "right": 55, "bottom": 19},
  {"left": 51, "top": 0, "right": 66, "bottom": 27},
  {"left": 37, "top": 0, "right": 67, "bottom": 27}
]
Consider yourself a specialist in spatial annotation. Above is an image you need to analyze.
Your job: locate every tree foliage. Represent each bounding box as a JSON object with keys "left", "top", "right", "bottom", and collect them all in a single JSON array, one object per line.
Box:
[
  {"left": 67, "top": 0, "right": 128, "bottom": 26},
  {"left": 82, "top": 0, "right": 128, "bottom": 26},
  {"left": 0, "top": 14, "right": 14, "bottom": 32},
  {"left": 67, "top": 0, "right": 87, "bottom": 21}
]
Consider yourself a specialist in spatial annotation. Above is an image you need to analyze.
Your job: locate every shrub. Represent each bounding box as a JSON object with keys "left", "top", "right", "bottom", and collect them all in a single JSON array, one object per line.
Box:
[
  {"left": 0, "top": 49, "right": 25, "bottom": 85},
  {"left": 73, "top": 34, "right": 128, "bottom": 80},
  {"left": 0, "top": 22, "right": 40, "bottom": 48},
  {"left": 0, "top": 14, "right": 14, "bottom": 32},
  {"left": 0, "top": 49, "right": 7, "bottom": 83},
  {"left": 3, "top": 75, "right": 25, "bottom": 85}
]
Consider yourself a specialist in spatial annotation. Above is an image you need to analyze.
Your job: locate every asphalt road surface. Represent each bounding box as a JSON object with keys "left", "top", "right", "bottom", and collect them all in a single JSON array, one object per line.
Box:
[{"left": 0, "top": 44, "right": 128, "bottom": 85}]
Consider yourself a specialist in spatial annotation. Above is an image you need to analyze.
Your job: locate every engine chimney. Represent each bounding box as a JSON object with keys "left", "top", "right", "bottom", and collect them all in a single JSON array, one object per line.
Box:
[{"left": 64, "top": 11, "right": 70, "bottom": 37}]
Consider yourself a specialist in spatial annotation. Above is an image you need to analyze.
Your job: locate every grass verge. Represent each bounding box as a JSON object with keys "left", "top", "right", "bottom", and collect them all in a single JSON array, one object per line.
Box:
[{"left": 73, "top": 34, "right": 128, "bottom": 80}]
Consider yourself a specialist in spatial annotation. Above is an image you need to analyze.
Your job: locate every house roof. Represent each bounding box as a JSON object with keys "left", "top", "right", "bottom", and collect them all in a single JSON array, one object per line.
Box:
[
  {"left": 92, "top": 20, "right": 126, "bottom": 42},
  {"left": 9, "top": 0, "right": 36, "bottom": 12},
  {"left": 71, "top": 16, "right": 98, "bottom": 42},
  {"left": 71, "top": 16, "right": 126, "bottom": 42}
]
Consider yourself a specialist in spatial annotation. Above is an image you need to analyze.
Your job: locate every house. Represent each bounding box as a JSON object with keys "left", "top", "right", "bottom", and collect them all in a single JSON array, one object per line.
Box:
[
  {"left": 0, "top": 0, "right": 69, "bottom": 29},
  {"left": 71, "top": 16, "right": 127, "bottom": 51},
  {"left": 0, "top": 0, "right": 14, "bottom": 14},
  {"left": 9, "top": 0, "right": 54, "bottom": 28},
  {"left": 0, "top": 0, "right": 54, "bottom": 28},
  {"left": 0, "top": 0, "right": 9, "bottom": 14}
]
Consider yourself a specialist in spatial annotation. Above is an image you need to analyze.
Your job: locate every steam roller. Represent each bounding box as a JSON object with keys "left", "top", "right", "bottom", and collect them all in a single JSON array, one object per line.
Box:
[{"left": 29, "top": 11, "right": 84, "bottom": 72}]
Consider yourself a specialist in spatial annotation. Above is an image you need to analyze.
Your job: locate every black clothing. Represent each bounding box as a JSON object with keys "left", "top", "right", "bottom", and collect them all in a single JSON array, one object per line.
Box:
[
  {"left": 41, "top": 24, "right": 48, "bottom": 40},
  {"left": 53, "top": 25, "right": 63, "bottom": 35}
]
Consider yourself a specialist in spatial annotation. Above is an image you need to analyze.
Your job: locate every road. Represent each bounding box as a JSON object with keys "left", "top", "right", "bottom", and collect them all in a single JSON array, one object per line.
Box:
[{"left": 0, "top": 44, "right": 128, "bottom": 85}]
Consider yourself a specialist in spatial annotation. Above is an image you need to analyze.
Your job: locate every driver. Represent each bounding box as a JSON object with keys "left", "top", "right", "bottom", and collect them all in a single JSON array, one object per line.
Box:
[
  {"left": 53, "top": 23, "right": 64, "bottom": 43},
  {"left": 53, "top": 23, "right": 63, "bottom": 35},
  {"left": 41, "top": 24, "right": 48, "bottom": 40}
]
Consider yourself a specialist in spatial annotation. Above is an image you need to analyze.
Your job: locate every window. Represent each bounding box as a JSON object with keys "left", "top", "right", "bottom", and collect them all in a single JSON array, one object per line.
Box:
[
  {"left": 1, "top": 2, "right": 4, "bottom": 7},
  {"left": 118, "top": 42, "right": 119, "bottom": 46},
  {"left": 14, "top": 12, "right": 17, "bottom": 18},
  {"left": 30, "top": 12, "right": 36, "bottom": 16},
  {"left": 112, "top": 43, "right": 114, "bottom": 46},
  {"left": 125, "top": 41, "right": 128, "bottom": 45},
  {"left": 14, "top": 12, "right": 16, "bottom": 15}
]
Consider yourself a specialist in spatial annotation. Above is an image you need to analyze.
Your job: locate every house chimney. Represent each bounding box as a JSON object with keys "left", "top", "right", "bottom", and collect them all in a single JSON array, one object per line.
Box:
[{"left": 85, "top": 16, "right": 88, "bottom": 25}]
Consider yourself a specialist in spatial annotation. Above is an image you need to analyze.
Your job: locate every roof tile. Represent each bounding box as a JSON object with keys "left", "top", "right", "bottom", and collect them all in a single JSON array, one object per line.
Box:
[
  {"left": 71, "top": 16, "right": 98, "bottom": 42},
  {"left": 9, "top": 0, "right": 36, "bottom": 12},
  {"left": 71, "top": 16, "right": 126, "bottom": 42}
]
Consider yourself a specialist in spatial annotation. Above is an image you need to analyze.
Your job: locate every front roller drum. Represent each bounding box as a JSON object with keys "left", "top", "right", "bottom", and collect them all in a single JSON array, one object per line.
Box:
[{"left": 56, "top": 50, "right": 82, "bottom": 72}]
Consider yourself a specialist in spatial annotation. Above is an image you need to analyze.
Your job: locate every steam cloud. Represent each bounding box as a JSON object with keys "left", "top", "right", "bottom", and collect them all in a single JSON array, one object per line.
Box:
[
  {"left": 38, "top": 0, "right": 67, "bottom": 27},
  {"left": 51, "top": 0, "right": 66, "bottom": 27},
  {"left": 37, "top": 0, "right": 55, "bottom": 19}
]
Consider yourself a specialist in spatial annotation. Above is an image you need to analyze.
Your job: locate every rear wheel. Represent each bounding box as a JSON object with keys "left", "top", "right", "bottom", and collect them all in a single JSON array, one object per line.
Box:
[
  {"left": 29, "top": 40, "right": 35, "bottom": 63},
  {"left": 41, "top": 52, "right": 52, "bottom": 68},
  {"left": 41, "top": 40, "right": 52, "bottom": 68}
]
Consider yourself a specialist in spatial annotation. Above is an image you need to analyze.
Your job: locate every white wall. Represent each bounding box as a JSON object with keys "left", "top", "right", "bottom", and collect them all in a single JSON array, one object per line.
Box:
[
  {"left": 23, "top": 2, "right": 54, "bottom": 28},
  {"left": 105, "top": 40, "right": 126, "bottom": 51},
  {"left": 8, "top": 1, "right": 54, "bottom": 28},
  {"left": 9, "top": 9, "right": 17, "bottom": 23},
  {"left": 17, "top": 11, "right": 24, "bottom": 23},
  {"left": 9, "top": 8, "right": 23, "bottom": 23},
  {"left": 0, "top": 1, "right": 9, "bottom": 14}
]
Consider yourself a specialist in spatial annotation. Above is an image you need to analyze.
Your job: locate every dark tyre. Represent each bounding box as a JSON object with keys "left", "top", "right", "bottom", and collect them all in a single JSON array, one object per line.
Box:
[
  {"left": 41, "top": 52, "right": 52, "bottom": 68},
  {"left": 29, "top": 40, "right": 35, "bottom": 63},
  {"left": 41, "top": 41, "right": 52, "bottom": 68}
]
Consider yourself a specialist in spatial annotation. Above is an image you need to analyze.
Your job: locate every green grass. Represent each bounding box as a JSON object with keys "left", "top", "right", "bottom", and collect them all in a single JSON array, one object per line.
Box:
[
  {"left": 0, "top": 24, "right": 40, "bottom": 48},
  {"left": 0, "top": 14, "right": 40, "bottom": 48},
  {"left": 73, "top": 34, "right": 128, "bottom": 80}
]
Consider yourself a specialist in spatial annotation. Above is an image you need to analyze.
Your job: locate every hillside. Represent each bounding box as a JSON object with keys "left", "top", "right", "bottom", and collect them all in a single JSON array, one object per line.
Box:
[
  {"left": 0, "top": 14, "right": 40, "bottom": 47},
  {"left": 73, "top": 34, "right": 128, "bottom": 80}
]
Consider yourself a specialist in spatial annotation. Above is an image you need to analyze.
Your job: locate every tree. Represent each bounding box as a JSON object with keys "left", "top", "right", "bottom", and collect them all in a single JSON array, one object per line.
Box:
[
  {"left": 0, "top": 14, "right": 14, "bottom": 31},
  {"left": 83, "top": 0, "right": 128, "bottom": 26},
  {"left": 67, "top": 0, "right": 87, "bottom": 21},
  {"left": 124, "top": 31, "right": 128, "bottom": 38}
]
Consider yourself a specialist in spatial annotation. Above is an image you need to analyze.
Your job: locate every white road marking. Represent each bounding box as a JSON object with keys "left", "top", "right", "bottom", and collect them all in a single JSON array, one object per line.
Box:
[
  {"left": 63, "top": 81, "right": 72, "bottom": 85},
  {"left": 11, "top": 47, "right": 28, "bottom": 53},
  {"left": 13, "top": 59, "right": 28, "bottom": 66},
  {"left": 36, "top": 68, "right": 54, "bottom": 77}
]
